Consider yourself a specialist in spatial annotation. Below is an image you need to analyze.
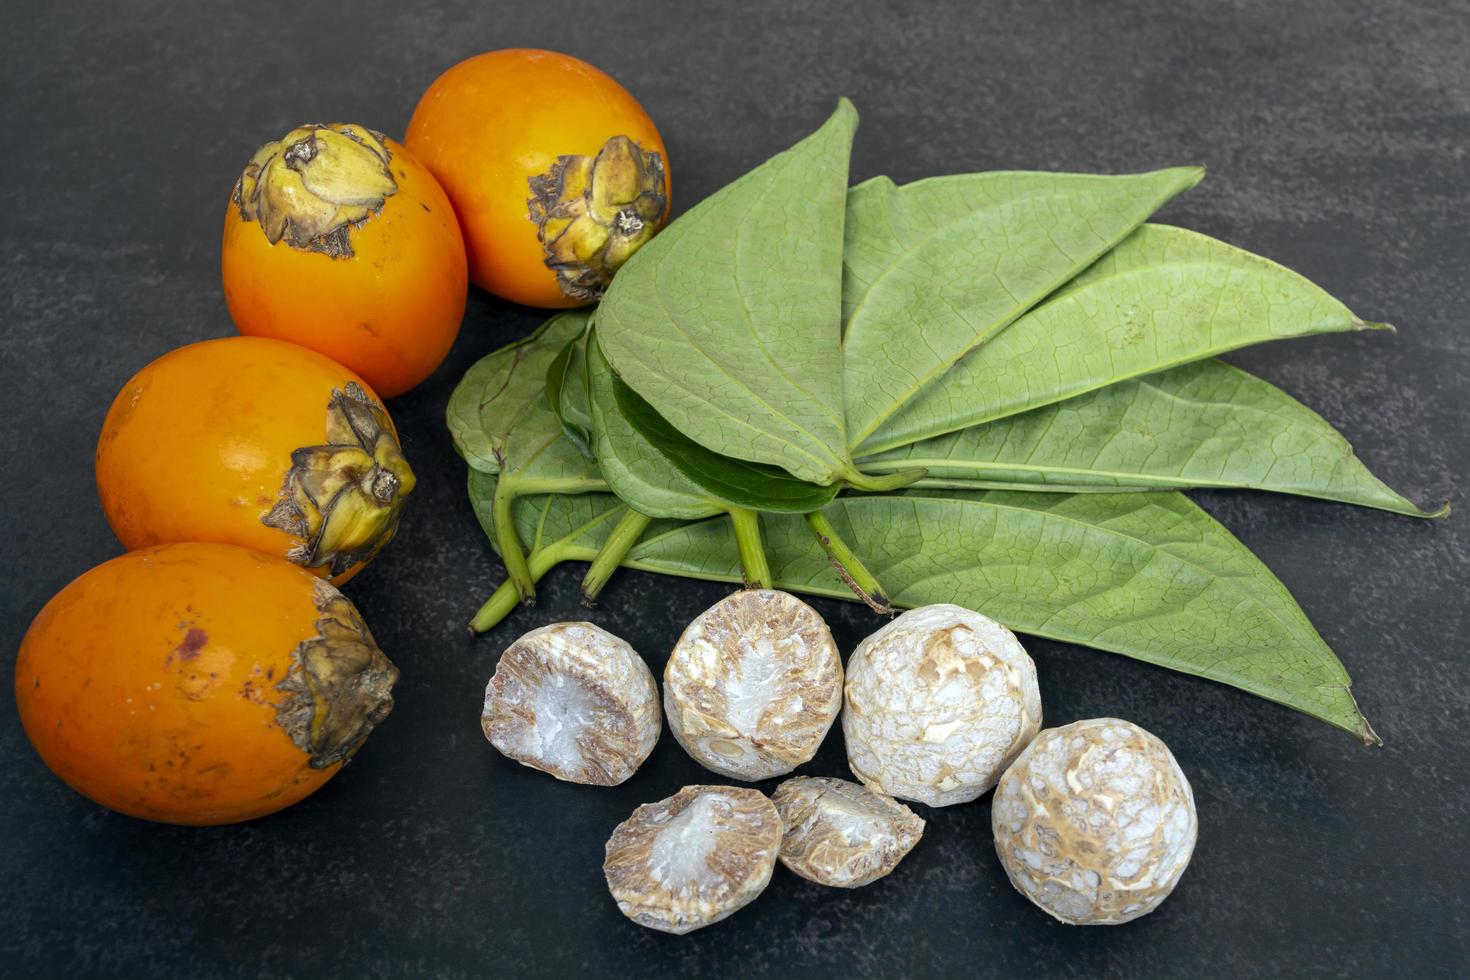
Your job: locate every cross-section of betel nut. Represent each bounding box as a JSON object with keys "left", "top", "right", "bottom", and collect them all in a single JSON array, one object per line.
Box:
[
  {"left": 664, "top": 589, "right": 842, "bottom": 781},
  {"left": 770, "top": 776, "right": 925, "bottom": 888},
  {"left": 604, "top": 785, "right": 783, "bottom": 935},
  {"left": 481, "top": 622, "right": 659, "bottom": 786},
  {"left": 992, "top": 718, "right": 1198, "bottom": 925},
  {"left": 843, "top": 604, "right": 1041, "bottom": 807}
]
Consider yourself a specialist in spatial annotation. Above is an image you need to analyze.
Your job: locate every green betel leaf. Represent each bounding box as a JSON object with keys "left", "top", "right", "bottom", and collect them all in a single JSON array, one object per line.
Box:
[
  {"left": 863, "top": 359, "right": 1446, "bottom": 517},
  {"left": 598, "top": 338, "right": 842, "bottom": 515},
  {"left": 841, "top": 167, "right": 1203, "bottom": 449},
  {"left": 586, "top": 335, "right": 724, "bottom": 521},
  {"left": 545, "top": 326, "right": 595, "bottom": 461},
  {"left": 860, "top": 224, "right": 1388, "bottom": 455},
  {"left": 596, "top": 100, "right": 860, "bottom": 485},
  {"left": 447, "top": 311, "right": 591, "bottom": 473},
  {"left": 618, "top": 491, "right": 1377, "bottom": 743}
]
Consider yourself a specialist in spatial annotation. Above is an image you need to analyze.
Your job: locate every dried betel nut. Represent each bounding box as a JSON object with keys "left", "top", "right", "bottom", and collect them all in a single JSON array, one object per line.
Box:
[
  {"left": 843, "top": 603, "right": 1041, "bottom": 807},
  {"left": 770, "top": 776, "right": 925, "bottom": 888},
  {"left": 603, "top": 785, "right": 783, "bottom": 934},
  {"left": 481, "top": 622, "right": 659, "bottom": 786},
  {"left": 992, "top": 717, "right": 1198, "bottom": 925},
  {"left": 663, "top": 589, "right": 842, "bottom": 781}
]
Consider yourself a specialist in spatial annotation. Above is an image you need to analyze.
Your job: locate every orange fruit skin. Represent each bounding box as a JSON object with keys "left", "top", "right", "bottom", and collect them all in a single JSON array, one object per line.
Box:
[
  {"left": 221, "top": 136, "right": 468, "bottom": 398},
  {"left": 95, "top": 336, "right": 397, "bottom": 586},
  {"left": 405, "top": 48, "right": 670, "bottom": 308},
  {"left": 17, "top": 543, "right": 357, "bottom": 825}
]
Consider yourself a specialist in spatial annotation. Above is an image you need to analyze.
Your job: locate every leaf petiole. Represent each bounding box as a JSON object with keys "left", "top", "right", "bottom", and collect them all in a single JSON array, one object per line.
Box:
[
  {"left": 510, "top": 476, "right": 609, "bottom": 495},
  {"left": 469, "top": 543, "right": 573, "bottom": 634},
  {"left": 491, "top": 479, "right": 537, "bottom": 605},
  {"left": 581, "top": 507, "right": 653, "bottom": 603},
  {"left": 728, "top": 508, "right": 773, "bottom": 589},
  {"left": 804, "top": 510, "right": 891, "bottom": 613},
  {"left": 842, "top": 465, "right": 927, "bottom": 493}
]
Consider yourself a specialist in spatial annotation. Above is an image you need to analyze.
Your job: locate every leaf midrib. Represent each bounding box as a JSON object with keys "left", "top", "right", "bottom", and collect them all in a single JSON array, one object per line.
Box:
[{"left": 729, "top": 146, "right": 848, "bottom": 440}]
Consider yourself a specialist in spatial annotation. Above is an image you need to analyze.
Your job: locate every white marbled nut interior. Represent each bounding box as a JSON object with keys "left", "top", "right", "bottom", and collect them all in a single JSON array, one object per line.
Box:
[
  {"left": 770, "top": 776, "right": 925, "bottom": 888},
  {"left": 603, "top": 785, "right": 783, "bottom": 935},
  {"left": 481, "top": 622, "right": 660, "bottom": 786},
  {"left": 991, "top": 717, "right": 1198, "bottom": 925},
  {"left": 842, "top": 604, "right": 1041, "bottom": 807},
  {"left": 664, "top": 590, "right": 843, "bottom": 781}
]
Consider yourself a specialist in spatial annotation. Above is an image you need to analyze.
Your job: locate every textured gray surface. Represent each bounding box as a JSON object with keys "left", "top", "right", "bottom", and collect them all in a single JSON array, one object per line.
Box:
[{"left": 3, "top": 0, "right": 1468, "bottom": 976}]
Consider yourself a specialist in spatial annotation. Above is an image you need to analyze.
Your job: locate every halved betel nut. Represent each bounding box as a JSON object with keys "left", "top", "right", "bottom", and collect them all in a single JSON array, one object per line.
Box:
[
  {"left": 481, "top": 622, "right": 659, "bottom": 786},
  {"left": 843, "top": 604, "right": 1042, "bottom": 807},
  {"left": 770, "top": 776, "right": 925, "bottom": 888},
  {"left": 992, "top": 718, "right": 1198, "bottom": 925},
  {"left": 663, "top": 589, "right": 843, "bottom": 781},
  {"left": 603, "top": 785, "right": 782, "bottom": 934}
]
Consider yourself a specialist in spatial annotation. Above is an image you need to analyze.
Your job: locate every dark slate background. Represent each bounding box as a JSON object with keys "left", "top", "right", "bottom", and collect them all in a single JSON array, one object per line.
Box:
[{"left": 3, "top": 1, "right": 1466, "bottom": 976}]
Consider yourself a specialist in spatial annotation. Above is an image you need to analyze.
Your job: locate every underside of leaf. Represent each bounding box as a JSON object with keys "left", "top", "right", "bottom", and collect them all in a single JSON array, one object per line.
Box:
[
  {"left": 841, "top": 167, "right": 1204, "bottom": 448},
  {"left": 864, "top": 359, "right": 1445, "bottom": 518},
  {"left": 597, "top": 100, "right": 859, "bottom": 485},
  {"left": 861, "top": 224, "right": 1382, "bottom": 454}
]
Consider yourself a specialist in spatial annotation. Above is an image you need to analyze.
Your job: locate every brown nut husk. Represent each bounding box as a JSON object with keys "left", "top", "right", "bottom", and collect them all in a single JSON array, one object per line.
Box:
[
  {"left": 843, "top": 604, "right": 1041, "bottom": 807},
  {"left": 664, "top": 589, "right": 842, "bottom": 781},
  {"left": 770, "top": 776, "right": 925, "bottom": 888},
  {"left": 482, "top": 622, "right": 659, "bottom": 786},
  {"left": 603, "top": 785, "right": 782, "bottom": 934},
  {"left": 992, "top": 718, "right": 1198, "bottom": 925}
]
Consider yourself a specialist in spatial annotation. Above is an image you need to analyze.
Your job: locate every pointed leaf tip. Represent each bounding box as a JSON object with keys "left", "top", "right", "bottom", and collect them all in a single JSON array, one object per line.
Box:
[
  {"left": 1355, "top": 319, "right": 1396, "bottom": 332},
  {"left": 1355, "top": 710, "right": 1383, "bottom": 747},
  {"left": 1173, "top": 164, "right": 1207, "bottom": 189}
]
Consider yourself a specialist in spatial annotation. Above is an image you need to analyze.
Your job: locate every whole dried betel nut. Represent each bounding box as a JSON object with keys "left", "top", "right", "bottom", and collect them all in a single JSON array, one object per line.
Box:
[
  {"left": 481, "top": 622, "right": 659, "bottom": 786},
  {"left": 603, "top": 785, "right": 783, "bottom": 934},
  {"left": 992, "top": 717, "right": 1198, "bottom": 925},
  {"left": 663, "top": 589, "right": 842, "bottom": 780},
  {"left": 770, "top": 776, "right": 925, "bottom": 888},
  {"left": 843, "top": 603, "right": 1041, "bottom": 807}
]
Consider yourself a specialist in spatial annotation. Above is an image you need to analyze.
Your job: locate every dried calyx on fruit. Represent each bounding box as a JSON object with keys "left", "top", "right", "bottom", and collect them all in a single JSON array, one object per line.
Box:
[
  {"left": 603, "top": 785, "right": 782, "bottom": 934},
  {"left": 275, "top": 579, "right": 399, "bottom": 769},
  {"left": 528, "top": 135, "right": 666, "bottom": 301},
  {"left": 770, "top": 776, "right": 924, "bottom": 888},
  {"left": 481, "top": 622, "right": 659, "bottom": 785},
  {"left": 263, "top": 382, "right": 416, "bottom": 577},
  {"left": 992, "top": 718, "right": 1198, "bottom": 925},
  {"left": 663, "top": 589, "right": 843, "bottom": 781},
  {"left": 843, "top": 604, "right": 1042, "bottom": 807},
  {"left": 234, "top": 123, "right": 398, "bottom": 258}
]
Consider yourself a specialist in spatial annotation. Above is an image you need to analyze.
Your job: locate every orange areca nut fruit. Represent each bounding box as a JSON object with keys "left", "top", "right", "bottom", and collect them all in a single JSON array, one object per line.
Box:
[
  {"left": 15, "top": 542, "right": 399, "bottom": 825},
  {"left": 221, "top": 122, "right": 468, "bottom": 397},
  {"left": 96, "top": 336, "right": 415, "bottom": 585},
  {"left": 406, "top": 49, "right": 670, "bottom": 308}
]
